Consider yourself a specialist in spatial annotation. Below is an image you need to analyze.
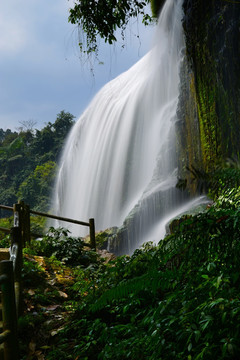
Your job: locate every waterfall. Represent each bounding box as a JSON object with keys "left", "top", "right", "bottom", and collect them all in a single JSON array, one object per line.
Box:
[{"left": 52, "top": 0, "right": 198, "bottom": 253}]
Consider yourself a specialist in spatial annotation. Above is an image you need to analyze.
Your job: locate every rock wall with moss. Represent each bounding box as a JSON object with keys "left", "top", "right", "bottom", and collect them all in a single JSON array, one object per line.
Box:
[
  {"left": 176, "top": 56, "right": 202, "bottom": 193},
  {"left": 180, "top": 0, "right": 240, "bottom": 176},
  {"left": 102, "top": 0, "right": 240, "bottom": 255}
]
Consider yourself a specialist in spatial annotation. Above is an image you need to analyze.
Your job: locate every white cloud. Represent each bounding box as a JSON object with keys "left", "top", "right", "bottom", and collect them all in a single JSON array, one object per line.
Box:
[
  {"left": 0, "top": 0, "right": 71, "bottom": 56},
  {"left": 0, "top": 0, "right": 156, "bottom": 130},
  {"left": 0, "top": 13, "right": 28, "bottom": 53}
]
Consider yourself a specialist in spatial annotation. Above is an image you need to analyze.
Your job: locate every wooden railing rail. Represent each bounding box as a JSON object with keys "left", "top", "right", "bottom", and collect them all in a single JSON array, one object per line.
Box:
[
  {"left": 29, "top": 208, "right": 96, "bottom": 250},
  {"left": 30, "top": 209, "right": 90, "bottom": 227},
  {"left": 0, "top": 205, "right": 13, "bottom": 212},
  {"left": 0, "top": 202, "right": 96, "bottom": 250},
  {"left": 0, "top": 228, "right": 11, "bottom": 234}
]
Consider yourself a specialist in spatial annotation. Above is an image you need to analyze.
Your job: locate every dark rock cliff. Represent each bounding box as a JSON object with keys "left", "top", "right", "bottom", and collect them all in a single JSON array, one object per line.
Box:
[{"left": 181, "top": 0, "right": 240, "bottom": 174}]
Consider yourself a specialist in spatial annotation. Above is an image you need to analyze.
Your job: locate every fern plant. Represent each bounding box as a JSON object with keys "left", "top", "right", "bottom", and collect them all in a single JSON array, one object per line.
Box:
[{"left": 90, "top": 264, "right": 179, "bottom": 312}]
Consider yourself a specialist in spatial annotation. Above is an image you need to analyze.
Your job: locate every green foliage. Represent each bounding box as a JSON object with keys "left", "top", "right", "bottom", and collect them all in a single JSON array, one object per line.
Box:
[
  {"left": 22, "top": 255, "right": 47, "bottom": 287},
  {"left": 0, "top": 110, "right": 75, "bottom": 210},
  {"left": 52, "top": 111, "right": 75, "bottom": 139},
  {"left": 186, "top": 158, "right": 240, "bottom": 199},
  {"left": 29, "top": 215, "right": 46, "bottom": 237},
  {"left": 210, "top": 161, "right": 240, "bottom": 198},
  {"left": 0, "top": 216, "right": 13, "bottom": 242},
  {"left": 0, "top": 234, "right": 11, "bottom": 248},
  {"left": 17, "top": 161, "right": 57, "bottom": 210},
  {"left": 32, "top": 227, "right": 99, "bottom": 267},
  {"left": 68, "top": 0, "right": 153, "bottom": 54},
  {"left": 214, "top": 187, "right": 240, "bottom": 209},
  {"left": 47, "top": 187, "right": 240, "bottom": 359}
]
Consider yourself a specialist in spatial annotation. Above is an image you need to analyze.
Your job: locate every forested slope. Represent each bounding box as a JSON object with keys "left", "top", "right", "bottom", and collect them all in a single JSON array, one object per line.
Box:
[{"left": 0, "top": 111, "right": 75, "bottom": 212}]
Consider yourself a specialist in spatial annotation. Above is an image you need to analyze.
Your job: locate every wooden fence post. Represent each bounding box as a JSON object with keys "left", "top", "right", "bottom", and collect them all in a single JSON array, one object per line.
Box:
[
  {"left": 0, "top": 261, "right": 19, "bottom": 360},
  {"left": 10, "top": 226, "right": 22, "bottom": 317},
  {"left": 13, "top": 204, "right": 20, "bottom": 229},
  {"left": 14, "top": 201, "right": 30, "bottom": 247},
  {"left": 12, "top": 202, "right": 24, "bottom": 317},
  {"left": 23, "top": 203, "right": 30, "bottom": 246},
  {"left": 89, "top": 218, "right": 96, "bottom": 251}
]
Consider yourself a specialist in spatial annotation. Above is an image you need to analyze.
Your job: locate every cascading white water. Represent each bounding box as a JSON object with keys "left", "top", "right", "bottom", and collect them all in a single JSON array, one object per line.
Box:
[{"left": 52, "top": 0, "right": 193, "bottom": 251}]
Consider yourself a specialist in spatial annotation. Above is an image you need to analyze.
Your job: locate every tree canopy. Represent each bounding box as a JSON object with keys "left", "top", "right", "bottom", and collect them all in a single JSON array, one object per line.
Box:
[
  {"left": 68, "top": 0, "right": 157, "bottom": 54},
  {"left": 0, "top": 110, "right": 75, "bottom": 211}
]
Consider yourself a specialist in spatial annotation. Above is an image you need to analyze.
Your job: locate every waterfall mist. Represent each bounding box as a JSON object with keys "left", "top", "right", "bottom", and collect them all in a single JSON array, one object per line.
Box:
[{"left": 52, "top": 0, "right": 197, "bottom": 253}]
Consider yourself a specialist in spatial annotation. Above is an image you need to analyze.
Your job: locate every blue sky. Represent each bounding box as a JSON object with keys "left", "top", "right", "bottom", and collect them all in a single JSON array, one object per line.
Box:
[{"left": 0, "top": 0, "right": 155, "bottom": 131}]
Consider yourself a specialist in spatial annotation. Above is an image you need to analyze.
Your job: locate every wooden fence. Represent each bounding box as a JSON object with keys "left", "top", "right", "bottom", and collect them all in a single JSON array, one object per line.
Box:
[
  {"left": 0, "top": 201, "right": 96, "bottom": 249},
  {"left": 0, "top": 201, "right": 96, "bottom": 359}
]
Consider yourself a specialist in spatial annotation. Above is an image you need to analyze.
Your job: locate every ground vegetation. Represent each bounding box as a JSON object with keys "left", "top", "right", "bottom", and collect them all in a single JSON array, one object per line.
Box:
[{"left": 6, "top": 165, "right": 239, "bottom": 359}]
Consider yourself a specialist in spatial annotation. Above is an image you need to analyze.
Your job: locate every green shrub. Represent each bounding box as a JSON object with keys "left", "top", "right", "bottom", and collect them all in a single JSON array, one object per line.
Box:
[
  {"left": 22, "top": 256, "right": 46, "bottom": 287},
  {"left": 31, "top": 227, "right": 99, "bottom": 267},
  {"left": 47, "top": 188, "right": 240, "bottom": 360}
]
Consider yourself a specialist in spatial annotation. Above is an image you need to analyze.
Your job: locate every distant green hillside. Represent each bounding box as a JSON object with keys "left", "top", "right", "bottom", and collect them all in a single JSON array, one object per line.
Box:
[{"left": 0, "top": 111, "right": 75, "bottom": 213}]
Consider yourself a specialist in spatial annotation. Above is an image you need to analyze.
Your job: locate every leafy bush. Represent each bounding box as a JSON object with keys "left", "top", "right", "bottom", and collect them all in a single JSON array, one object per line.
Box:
[
  {"left": 0, "top": 216, "right": 13, "bottom": 243},
  {"left": 22, "top": 255, "right": 47, "bottom": 287},
  {"left": 187, "top": 160, "right": 240, "bottom": 199},
  {"left": 0, "top": 234, "right": 11, "bottom": 248},
  {"left": 47, "top": 188, "right": 240, "bottom": 360},
  {"left": 32, "top": 227, "right": 99, "bottom": 267}
]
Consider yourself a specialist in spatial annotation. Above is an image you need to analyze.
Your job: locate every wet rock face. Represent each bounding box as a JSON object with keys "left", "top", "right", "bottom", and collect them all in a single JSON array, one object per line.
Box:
[
  {"left": 183, "top": 0, "right": 240, "bottom": 93},
  {"left": 100, "top": 2, "right": 240, "bottom": 256},
  {"left": 176, "top": 56, "right": 202, "bottom": 193},
  {"left": 182, "top": 0, "right": 240, "bottom": 169}
]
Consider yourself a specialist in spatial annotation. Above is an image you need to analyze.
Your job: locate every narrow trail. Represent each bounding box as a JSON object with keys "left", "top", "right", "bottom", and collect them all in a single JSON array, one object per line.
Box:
[
  {"left": 20, "top": 254, "right": 75, "bottom": 359},
  {"left": 20, "top": 250, "right": 115, "bottom": 359}
]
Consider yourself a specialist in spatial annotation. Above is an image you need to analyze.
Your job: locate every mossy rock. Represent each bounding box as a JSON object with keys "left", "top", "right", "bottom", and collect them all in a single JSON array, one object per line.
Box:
[
  {"left": 96, "top": 227, "right": 118, "bottom": 249},
  {"left": 167, "top": 201, "right": 211, "bottom": 235}
]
